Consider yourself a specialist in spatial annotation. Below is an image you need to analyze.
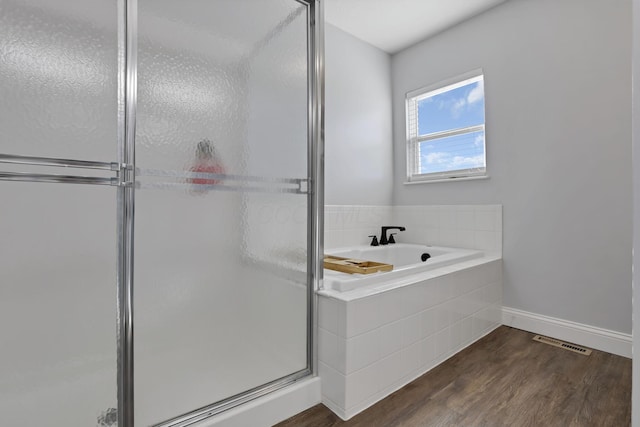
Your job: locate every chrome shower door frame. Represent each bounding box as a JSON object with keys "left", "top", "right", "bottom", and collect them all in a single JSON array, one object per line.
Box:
[{"left": 116, "top": 0, "right": 324, "bottom": 426}]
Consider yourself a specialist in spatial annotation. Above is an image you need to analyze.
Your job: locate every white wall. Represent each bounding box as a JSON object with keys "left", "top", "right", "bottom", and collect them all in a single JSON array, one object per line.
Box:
[
  {"left": 391, "top": 0, "right": 632, "bottom": 334},
  {"left": 325, "top": 24, "right": 393, "bottom": 205},
  {"left": 632, "top": 0, "right": 639, "bottom": 423}
]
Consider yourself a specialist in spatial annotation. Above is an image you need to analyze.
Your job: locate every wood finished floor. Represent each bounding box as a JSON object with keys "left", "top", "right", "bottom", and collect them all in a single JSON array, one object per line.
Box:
[{"left": 276, "top": 326, "right": 631, "bottom": 427}]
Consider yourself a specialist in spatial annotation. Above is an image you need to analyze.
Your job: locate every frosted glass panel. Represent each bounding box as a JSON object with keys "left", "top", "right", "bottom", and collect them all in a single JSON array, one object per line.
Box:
[
  {"left": 0, "top": 0, "right": 118, "bottom": 160},
  {"left": 0, "top": 1, "right": 118, "bottom": 426},
  {"left": 0, "top": 184, "right": 117, "bottom": 427},
  {"left": 134, "top": 0, "right": 309, "bottom": 424}
]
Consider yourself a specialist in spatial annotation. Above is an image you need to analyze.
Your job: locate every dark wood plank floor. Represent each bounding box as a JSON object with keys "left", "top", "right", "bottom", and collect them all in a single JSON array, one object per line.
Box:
[{"left": 276, "top": 326, "right": 631, "bottom": 427}]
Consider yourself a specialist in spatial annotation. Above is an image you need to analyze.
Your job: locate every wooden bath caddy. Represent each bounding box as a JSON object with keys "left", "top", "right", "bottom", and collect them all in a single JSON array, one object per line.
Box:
[{"left": 324, "top": 255, "right": 393, "bottom": 275}]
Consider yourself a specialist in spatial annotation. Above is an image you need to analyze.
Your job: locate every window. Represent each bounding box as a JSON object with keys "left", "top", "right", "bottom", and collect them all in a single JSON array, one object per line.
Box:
[{"left": 406, "top": 70, "right": 486, "bottom": 182}]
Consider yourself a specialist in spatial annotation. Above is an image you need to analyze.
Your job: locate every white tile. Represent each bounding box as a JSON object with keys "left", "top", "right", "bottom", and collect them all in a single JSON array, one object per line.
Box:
[
  {"left": 319, "top": 362, "right": 346, "bottom": 408},
  {"left": 439, "top": 208, "right": 457, "bottom": 229},
  {"left": 489, "top": 303, "right": 502, "bottom": 326},
  {"left": 377, "top": 289, "right": 406, "bottom": 325},
  {"left": 479, "top": 284, "right": 491, "bottom": 305},
  {"left": 344, "top": 296, "right": 380, "bottom": 338},
  {"left": 473, "top": 263, "right": 493, "bottom": 287},
  {"left": 461, "top": 317, "right": 473, "bottom": 346},
  {"left": 345, "top": 363, "right": 379, "bottom": 409},
  {"left": 488, "top": 283, "right": 499, "bottom": 305},
  {"left": 471, "top": 314, "right": 483, "bottom": 338},
  {"left": 435, "top": 328, "right": 450, "bottom": 357},
  {"left": 318, "top": 296, "right": 339, "bottom": 334},
  {"left": 363, "top": 207, "right": 386, "bottom": 229},
  {"left": 420, "top": 335, "right": 437, "bottom": 367},
  {"left": 488, "top": 260, "right": 502, "bottom": 284},
  {"left": 474, "top": 230, "right": 496, "bottom": 252},
  {"left": 439, "top": 228, "right": 457, "bottom": 247},
  {"left": 431, "top": 279, "right": 447, "bottom": 305},
  {"left": 345, "top": 329, "right": 380, "bottom": 374},
  {"left": 404, "top": 283, "right": 426, "bottom": 315},
  {"left": 402, "top": 341, "right": 422, "bottom": 377},
  {"left": 459, "top": 272, "right": 476, "bottom": 295},
  {"left": 375, "top": 206, "right": 394, "bottom": 226},
  {"left": 456, "top": 267, "right": 476, "bottom": 291},
  {"left": 488, "top": 282, "right": 502, "bottom": 305},
  {"left": 318, "top": 328, "right": 338, "bottom": 368},
  {"left": 324, "top": 210, "right": 340, "bottom": 231},
  {"left": 449, "top": 277, "right": 463, "bottom": 299},
  {"left": 422, "top": 281, "right": 439, "bottom": 308},
  {"left": 451, "top": 321, "right": 462, "bottom": 350},
  {"left": 338, "top": 300, "right": 347, "bottom": 338},
  {"left": 404, "top": 226, "right": 426, "bottom": 244},
  {"left": 450, "top": 298, "right": 463, "bottom": 323},
  {"left": 459, "top": 293, "right": 473, "bottom": 318},
  {"left": 402, "top": 313, "right": 421, "bottom": 347},
  {"left": 393, "top": 207, "right": 413, "bottom": 226},
  {"left": 329, "top": 207, "right": 349, "bottom": 230},
  {"left": 324, "top": 229, "right": 343, "bottom": 249},
  {"left": 420, "top": 307, "right": 437, "bottom": 338},
  {"left": 424, "top": 227, "right": 439, "bottom": 245},
  {"left": 350, "top": 228, "right": 373, "bottom": 246},
  {"left": 479, "top": 308, "right": 492, "bottom": 333},
  {"left": 438, "top": 275, "right": 455, "bottom": 302},
  {"left": 457, "top": 229, "right": 475, "bottom": 249},
  {"left": 456, "top": 209, "right": 475, "bottom": 231},
  {"left": 376, "top": 350, "right": 404, "bottom": 392},
  {"left": 434, "top": 304, "right": 449, "bottom": 331},
  {"left": 474, "top": 209, "right": 496, "bottom": 231},
  {"left": 420, "top": 207, "right": 439, "bottom": 228},
  {"left": 379, "top": 320, "right": 403, "bottom": 358},
  {"left": 469, "top": 289, "right": 482, "bottom": 315},
  {"left": 336, "top": 337, "right": 347, "bottom": 373}
]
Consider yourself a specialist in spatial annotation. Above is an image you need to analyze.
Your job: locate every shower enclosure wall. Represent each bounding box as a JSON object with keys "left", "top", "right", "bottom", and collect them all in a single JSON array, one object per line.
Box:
[{"left": 0, "top": 1, "right": 323, "bottom": 426}]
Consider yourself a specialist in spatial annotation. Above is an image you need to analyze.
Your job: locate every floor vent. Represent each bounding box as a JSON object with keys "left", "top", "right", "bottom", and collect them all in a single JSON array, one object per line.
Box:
[{"left": 532, "top": 335, "right": 592, "bottom": 356}]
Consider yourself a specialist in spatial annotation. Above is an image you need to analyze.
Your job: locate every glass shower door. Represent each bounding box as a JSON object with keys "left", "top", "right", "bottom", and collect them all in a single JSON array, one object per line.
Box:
[
  {"left": 134, "top": 1, "right": 312, "bottom": 425},
  {"left": 0, "top": 0, "right": 119, "bottom": 425}
]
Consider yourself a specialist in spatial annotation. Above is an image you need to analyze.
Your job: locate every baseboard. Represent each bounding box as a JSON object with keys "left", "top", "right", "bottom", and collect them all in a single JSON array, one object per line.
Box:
[{"left": 502, "top": 307, "right": 631, "bottom": 358}]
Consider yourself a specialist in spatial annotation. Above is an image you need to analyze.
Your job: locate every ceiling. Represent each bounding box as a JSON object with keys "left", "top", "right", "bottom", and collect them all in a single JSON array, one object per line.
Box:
[{"left": 324, "top": 0, "right": 508, "bottom": 54}]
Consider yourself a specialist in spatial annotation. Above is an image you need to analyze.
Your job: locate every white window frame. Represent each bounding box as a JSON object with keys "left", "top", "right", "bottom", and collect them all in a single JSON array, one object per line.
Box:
[{"left": 405, "top": 69, "right": 487, "bottom": 184}]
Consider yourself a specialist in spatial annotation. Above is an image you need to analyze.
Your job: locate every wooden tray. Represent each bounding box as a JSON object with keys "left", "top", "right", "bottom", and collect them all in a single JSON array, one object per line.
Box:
[{"left": 324, "top": 255, "right": 393, "bottom": 275}]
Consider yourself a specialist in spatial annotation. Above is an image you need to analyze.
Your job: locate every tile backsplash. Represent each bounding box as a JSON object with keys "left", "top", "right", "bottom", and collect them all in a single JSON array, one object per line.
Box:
[
  {"left": 325, "top": 205, "right": 502, "bottom": 254},
  {"left": 324, "top": 205, "right": 393, "bottom": 249}
]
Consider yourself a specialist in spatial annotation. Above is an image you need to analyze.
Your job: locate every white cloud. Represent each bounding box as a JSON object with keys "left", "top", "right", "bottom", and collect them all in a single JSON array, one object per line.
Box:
[
  {"left": 451, "top": 155, "right": 485, "bottom": 168},
  {"left": 451, "top": 98, "right": 467, "bottom": 118},
  {"left": 424, "top": 152, "right": 448, "bottom": 164},
  {"left": 421, "top": 151, "right": 484, "bottom": 171},
  {"left": 431, "top": 80, "right": 484, "bottom": 120},
  {"left": 474, "top": 133, "right": 485, "bottom": 147},
  {"left": 467, "top": 81, "right": 484, "bottom": 104}
]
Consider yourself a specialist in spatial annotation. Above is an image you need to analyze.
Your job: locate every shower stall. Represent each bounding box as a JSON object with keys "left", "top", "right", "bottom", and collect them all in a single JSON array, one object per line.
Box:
[{"left": 0, "top": 0, "right": 323, "bottom": 425}]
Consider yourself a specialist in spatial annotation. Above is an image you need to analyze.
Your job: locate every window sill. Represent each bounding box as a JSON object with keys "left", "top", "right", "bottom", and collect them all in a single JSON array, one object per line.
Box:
[{"left": 404, "top": 175, "right": 489, "bottom": 185}]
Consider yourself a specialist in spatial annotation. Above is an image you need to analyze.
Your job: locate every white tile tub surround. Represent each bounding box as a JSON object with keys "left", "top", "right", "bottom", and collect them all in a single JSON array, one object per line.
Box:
[
  {"left": 325, "top": 205, "right": 393, "bottom": 249},
  {"left": 317, "top": 258, "right": 502, "bottom": 420},
  {"left": 394, "top": 205, "right": 502, "bottom": 254},
  {"left": 325, "top": 204, "right": 502, "bottom": 254}
]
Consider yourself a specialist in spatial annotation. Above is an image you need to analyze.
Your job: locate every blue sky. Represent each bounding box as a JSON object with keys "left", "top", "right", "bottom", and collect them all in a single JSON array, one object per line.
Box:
[{"left": 417, "top": 80, "right": 485, "bottom": 174}]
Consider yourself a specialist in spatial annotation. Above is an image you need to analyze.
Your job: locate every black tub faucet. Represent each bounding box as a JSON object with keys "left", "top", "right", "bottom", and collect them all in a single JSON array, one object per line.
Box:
[{"left": 380, "top": 226, "right": 405, "bottom": 245}]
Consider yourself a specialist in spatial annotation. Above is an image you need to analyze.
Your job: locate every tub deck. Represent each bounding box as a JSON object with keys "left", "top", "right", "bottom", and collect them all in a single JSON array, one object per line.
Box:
[{"left": 322, "top": 244, "right": 488, "bottom": 293}]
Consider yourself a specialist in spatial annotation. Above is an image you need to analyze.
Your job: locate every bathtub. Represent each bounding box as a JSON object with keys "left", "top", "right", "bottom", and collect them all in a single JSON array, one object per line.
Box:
[
  {"left": 324, "top": 243, "right": 483, "bottom": 292},
  {"left": 318, "top": 245, "right": 502, "bottom": 420}
]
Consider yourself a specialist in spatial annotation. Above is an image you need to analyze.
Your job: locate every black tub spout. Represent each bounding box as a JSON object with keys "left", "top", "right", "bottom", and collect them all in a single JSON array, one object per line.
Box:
[{"left": 380, "top": 226, "right": 405, "bottom": 245}]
